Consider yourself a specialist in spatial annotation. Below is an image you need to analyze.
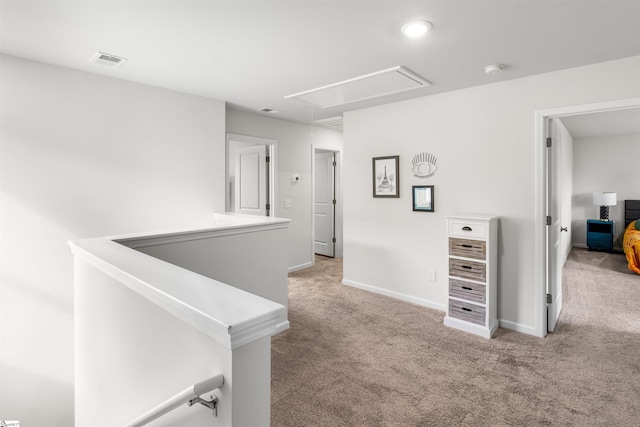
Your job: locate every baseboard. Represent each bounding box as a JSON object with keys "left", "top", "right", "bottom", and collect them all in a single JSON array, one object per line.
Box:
[
  {"left": 342, "top": 280, "right": 541, "bottom": 337},
  {"left": 499, "top": 319, "right": 538, "bottom": 336},
  {"left": 288, "top": 261, "right": 313, "bottom": 273},
  {"left": 341, "top": 279, "right": 446, "bottom": 312}
]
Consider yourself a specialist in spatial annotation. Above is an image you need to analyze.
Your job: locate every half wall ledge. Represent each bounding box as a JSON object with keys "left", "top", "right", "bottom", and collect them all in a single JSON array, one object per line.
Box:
[{"left": 68, "top": 213, "right": 292, "bottom": 350}]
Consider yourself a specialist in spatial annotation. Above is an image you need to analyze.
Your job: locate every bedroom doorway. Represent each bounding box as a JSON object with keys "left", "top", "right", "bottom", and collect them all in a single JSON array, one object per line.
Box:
[
  {"left": 312, "top": 146, "right": 343, "bottom": 263},
  {"left": 535, "top": 97, "right": 640, "bottom": 337},
  {"left": 226, "top": 133, "right": 278, "bottom": 217}
]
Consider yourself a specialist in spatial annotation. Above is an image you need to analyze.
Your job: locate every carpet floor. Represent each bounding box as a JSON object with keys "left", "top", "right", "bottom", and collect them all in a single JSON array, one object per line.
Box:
[{"left": 271, "top": 249, "right": 640, "bottom": 426}]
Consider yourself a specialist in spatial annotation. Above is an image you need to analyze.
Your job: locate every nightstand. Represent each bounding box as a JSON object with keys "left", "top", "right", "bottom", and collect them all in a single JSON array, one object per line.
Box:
[{"left": 586, "top": 219, "right": 614, "bottom": 252}]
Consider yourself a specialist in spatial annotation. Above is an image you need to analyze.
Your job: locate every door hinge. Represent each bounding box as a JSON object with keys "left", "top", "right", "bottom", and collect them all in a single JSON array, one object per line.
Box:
[
  {"left": 266, "top": 203, "right": 271, "bottom": 210},
  {"left": 546, "top": 293, "right": 552, "bottom": 304},
  {"left": 332, "top": 237, "right": 336, "bottom": 243},
  {"left": 546, "top": 216, "right": 552, "bottom": 226},
  {"left": 333, "top": 161, "right": 337, "bottom": 167},
  {"left": 546, "top": 137, "right": 552, "bottom": 148},
  {"left": 266, "top": 156, "right": 270, "bottom": 163},
  {"left": 332, "top": 199, "right": 336, "bottom": 205}
]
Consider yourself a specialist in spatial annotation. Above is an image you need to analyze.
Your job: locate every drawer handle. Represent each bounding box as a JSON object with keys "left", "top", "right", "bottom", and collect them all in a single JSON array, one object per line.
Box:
[
  {"left": 461, "top": 265, "right": 473, "bottom": 269},
  {"left": 461, "top": 244, "right": 473, "bottom": 248},
  {"left": 461, "top": 307, "right": 473, "bottom": 312},
  {"left": 461, "top": 286, "right": 473, "bottom": 290},
  {"left": 462, "top": 226, "right": 472, "bottom": 231}
]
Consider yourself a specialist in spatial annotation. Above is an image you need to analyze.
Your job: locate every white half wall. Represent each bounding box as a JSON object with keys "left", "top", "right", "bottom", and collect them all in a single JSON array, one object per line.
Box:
[
  {"left": 572, "top": 133, "right": 640, "bottom": 250},
  {"left": 225, "top": 108, "right": 343, "bottom": 270},
  {"left": 0, "top": 54, "right": 226, "bottom": 425},
  {"left": 343, "top": 56, "right": 640, "bottom": 335}
]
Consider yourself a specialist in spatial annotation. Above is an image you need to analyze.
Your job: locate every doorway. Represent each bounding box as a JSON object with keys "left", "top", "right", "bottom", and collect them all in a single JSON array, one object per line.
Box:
[
  {"left": 313, "top": 147, "right": 342, "bottom": 260},
  {"left": 226, "top": 133, "right": 277, "bottom": 216},
  {"left": 314, "top": 150, "right": 336, "bottom": 257},
  {"left": 534, "top": 97, "right": 640, "bottom": 337}
]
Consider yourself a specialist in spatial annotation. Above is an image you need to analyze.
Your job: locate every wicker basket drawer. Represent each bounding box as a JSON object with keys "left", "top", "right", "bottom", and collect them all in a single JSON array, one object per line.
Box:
[
  {"left": 449, "top": 300, "right": 486, "bottom": 326},
  {"left": 449, "top": 258, "right": 486, "bottom": 282},
  {"left": 449, "top": 238, "right": 486, "bottom": 260},
  {"left": 449, "top": 279, "right": 486, "bottom": 304}
]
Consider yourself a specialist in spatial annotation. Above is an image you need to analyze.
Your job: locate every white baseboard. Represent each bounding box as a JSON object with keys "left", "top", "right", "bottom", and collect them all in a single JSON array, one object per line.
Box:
[
  {"left": 499, "top": 319, "right": 538, "bottom": 336},
  {"left": 341, "top": 279, "right": 446, "bottom": 312},
  {"left": 340, "top": 280, "right": 541, "bottom": 337},
  {"left": 288, "top": 261, "right": 313, "bottom": 273}
]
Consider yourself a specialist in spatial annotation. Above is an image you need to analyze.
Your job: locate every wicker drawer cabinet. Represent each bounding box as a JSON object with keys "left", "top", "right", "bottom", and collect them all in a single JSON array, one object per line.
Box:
[{"left": 444, "top": 214, "right": 498, "bottom": 338}]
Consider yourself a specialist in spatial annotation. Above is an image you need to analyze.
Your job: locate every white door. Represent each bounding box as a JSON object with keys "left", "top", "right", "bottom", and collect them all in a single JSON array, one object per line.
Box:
[
  {"left": 546, "top": 118, "right": 564, "bottom": 332},
  {"left": 314, "top": 152, "right": 335, "bottom": 257},
  {"left": 234, "top": 144, "right": 268, "bottom": 216}
]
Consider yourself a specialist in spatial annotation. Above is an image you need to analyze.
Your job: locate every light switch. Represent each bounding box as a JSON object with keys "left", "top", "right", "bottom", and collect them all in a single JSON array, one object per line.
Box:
[{"left": 284, "top": 198, "right": 292, "bottom": 208}]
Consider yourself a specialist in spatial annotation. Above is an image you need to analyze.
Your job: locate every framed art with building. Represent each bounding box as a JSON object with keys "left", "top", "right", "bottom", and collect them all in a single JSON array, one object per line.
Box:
[{"left": 373, "top": 156, "right": 399, "bottom": 198}]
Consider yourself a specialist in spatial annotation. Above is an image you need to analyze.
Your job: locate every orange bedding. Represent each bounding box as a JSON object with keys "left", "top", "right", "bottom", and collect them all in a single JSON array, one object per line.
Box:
[{"left": 623, "top": 220, "right": 640, "bottom": 274}]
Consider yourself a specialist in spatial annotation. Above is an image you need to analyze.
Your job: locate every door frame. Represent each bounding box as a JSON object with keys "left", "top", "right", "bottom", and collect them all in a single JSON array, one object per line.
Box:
[
  {"left": 533, "top": 96, "right": 640, "bottom": 337},
  {"left": 312, "top": 145, "right": 343, "bottom": 264},
  {"left": 226, "top": 133, "right": 278, "bottom": 216},
  {"left": 313, "top": 150, "right": 336, "bottom": 257}
]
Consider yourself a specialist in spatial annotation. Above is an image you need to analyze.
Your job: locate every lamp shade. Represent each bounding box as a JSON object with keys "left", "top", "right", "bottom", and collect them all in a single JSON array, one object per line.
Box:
[{"left": 593, "top": 192, "right": 617, "bottom": 206}]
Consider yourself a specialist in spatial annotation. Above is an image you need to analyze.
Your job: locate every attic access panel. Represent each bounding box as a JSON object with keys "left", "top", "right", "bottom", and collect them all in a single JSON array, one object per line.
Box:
[{"left": 285, "top": 66, "right": 431, "bottom": 109}]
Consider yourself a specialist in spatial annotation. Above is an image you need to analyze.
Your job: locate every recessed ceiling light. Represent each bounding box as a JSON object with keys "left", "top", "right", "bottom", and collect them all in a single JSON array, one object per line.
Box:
[
  {"left": 484, "top": 64, "right": 505, "bottom": 74},
  {"left": 401, "top": 20, "right": 433, "bottom": 38}
]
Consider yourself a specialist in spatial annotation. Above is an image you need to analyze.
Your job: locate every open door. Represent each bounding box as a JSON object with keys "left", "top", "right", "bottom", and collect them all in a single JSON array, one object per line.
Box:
[
  {"left": 234, "top": 144, "right": 269, "bottom": 216},
  {"left": 314, "top": 151, "right": 336, "bottom": 257},
  {"left": 546, "top": 118, "right": 564, "bottom": 332}
]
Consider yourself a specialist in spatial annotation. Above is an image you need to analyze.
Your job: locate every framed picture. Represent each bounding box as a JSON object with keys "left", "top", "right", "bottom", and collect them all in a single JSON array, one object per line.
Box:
[
  {"left": 412, "top": 185, "right": 434, "bottom": 212},
  {"left": 373, "top": 156, "right": 399, "bottom": 198}
]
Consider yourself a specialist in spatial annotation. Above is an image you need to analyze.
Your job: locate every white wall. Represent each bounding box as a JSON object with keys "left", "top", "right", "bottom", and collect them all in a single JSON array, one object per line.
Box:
[
  {"left": 226, "top": 109, "right": 343, "bottom": 271},
  {"left": 0, "top": 55, "right": 226, "bottom": 425},
  {"left": 343, "top": 56, "right": 640, "bottom": 335},
  {"left": 572, "top": 133, "right": 640, "bottom": 250}
]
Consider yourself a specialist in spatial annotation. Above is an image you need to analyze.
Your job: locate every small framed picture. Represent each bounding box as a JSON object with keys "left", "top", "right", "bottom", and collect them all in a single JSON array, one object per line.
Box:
[
  {"left": 373, "top": 156, "right": 399, "bottom": 198},
  {"left": 412, "top": 185, "right": 434, "bottom": 212}
]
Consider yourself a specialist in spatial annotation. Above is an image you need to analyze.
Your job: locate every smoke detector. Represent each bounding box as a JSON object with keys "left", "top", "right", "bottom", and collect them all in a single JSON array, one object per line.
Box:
[
  {"left": 484, "top": 64, "right": 504, "bottom": 74},
  {"left": 90, "top": 52, "right": 128, "bottom": 68}
]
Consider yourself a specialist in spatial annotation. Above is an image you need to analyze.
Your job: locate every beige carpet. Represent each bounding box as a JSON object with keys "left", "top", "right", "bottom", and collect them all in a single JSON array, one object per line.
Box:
[{"left": 271, "top": 249, "right": 640, "bottom": 426}]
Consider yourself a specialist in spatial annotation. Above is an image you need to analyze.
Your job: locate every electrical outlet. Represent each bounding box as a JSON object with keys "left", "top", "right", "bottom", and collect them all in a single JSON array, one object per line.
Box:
[{"left": 427, "top": 269, "right": 436, "bottom": 282}]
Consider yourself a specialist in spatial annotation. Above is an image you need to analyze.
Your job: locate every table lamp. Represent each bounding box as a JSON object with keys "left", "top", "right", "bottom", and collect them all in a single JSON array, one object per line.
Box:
[{"left": 593, "top": 192, "right": 617, "bottom": 221}]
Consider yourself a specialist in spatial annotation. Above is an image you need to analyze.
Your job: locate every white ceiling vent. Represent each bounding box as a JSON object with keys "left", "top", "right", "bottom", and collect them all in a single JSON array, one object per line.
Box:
[
  {"left": 285, "top": 66, "right": 431, "bottom": 109},
  {"left": 90, "top": 51, "right": 128, "bottom": 68},
  {"left": 315, "top": 116, "right": 344, "bottom": 130}
]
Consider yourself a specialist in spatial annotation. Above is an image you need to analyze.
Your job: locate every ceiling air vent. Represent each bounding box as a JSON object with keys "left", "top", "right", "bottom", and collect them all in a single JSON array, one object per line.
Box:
[
  {"left": 258, "top": 108, "right": 279, "bottom": 114},
  {"left": 90, "top": 51, "right": 128, "bottom": 68},
  {"left": 315, "top": 116, "right": 344, "bottom": 131}
]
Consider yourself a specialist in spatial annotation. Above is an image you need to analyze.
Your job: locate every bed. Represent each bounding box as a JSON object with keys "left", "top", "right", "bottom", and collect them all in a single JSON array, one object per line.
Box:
[{"left": 623, "top": 200, "right": 640, "bottom": 275}]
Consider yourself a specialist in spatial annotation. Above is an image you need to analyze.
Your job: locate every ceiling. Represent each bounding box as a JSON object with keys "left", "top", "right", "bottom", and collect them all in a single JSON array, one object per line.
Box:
[
  {"left": 2, "top": 0, "right": 640, "bottom": 133},
  {"left": 560, "top": 108, "right": 640, "bottom": 139}
]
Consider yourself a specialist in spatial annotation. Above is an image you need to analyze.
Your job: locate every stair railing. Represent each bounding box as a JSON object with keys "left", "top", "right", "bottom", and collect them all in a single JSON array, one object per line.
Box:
[{"left": 124, "top": 374, "right": 224, "bottom": 427}]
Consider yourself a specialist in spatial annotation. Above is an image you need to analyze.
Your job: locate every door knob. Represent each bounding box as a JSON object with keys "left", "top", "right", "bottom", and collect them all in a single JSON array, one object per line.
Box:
[{"left": 561, "top": 227, "right": 568, "bottom": 232}]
